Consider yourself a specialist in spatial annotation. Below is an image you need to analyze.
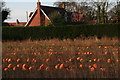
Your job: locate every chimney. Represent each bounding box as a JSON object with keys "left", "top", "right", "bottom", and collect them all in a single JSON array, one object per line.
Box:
[
  {"left": 37, "top": 0, "right": 41, "bottom": 10},
  {"left": 26, "top": 11, "right": 28, "bottom": 22},
  {"left": 16, "top": 19, "right": 19, "bottom": 25},
  {"left": 29, "top": 12, "right": 33, "bottom": 18},
  {"left": 37, "top": 0, "right": 41, "bottom": 26}
]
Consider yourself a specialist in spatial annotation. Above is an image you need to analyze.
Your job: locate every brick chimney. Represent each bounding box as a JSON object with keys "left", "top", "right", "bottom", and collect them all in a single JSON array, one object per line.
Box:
[
  {"left": 37, "top": 0, "right": 41, "bottom": 10},
  {"left": 37, "top": 0, "right": 41, "bottom": 26}
]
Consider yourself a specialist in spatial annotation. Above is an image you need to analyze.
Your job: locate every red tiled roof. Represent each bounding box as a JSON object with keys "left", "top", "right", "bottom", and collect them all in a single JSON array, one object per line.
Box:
[
  {"left": 19, "top": 22, "right": 27, "bottom": 24},
  {"left": 8, "top": 23, "right": 16, "bottom": 26},
  {"left": 8, "top": 22, "right": 27, "bottom": 26}
]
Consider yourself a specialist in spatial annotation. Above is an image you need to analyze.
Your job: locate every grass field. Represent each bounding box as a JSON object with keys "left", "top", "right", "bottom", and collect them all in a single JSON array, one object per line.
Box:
[{"left": 2, "top": 37, "right": 120, "bottom": 78}]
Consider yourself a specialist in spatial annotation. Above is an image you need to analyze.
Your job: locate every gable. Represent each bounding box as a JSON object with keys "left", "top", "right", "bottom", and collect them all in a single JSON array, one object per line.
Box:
[{"left": 25, "top": 7, "right": 51, "bottom": 27}]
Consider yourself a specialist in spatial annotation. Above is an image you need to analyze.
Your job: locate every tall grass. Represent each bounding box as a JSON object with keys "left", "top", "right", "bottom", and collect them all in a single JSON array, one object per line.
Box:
[{"left": 2, "top": 37, "right": 119, "bottom": 78}]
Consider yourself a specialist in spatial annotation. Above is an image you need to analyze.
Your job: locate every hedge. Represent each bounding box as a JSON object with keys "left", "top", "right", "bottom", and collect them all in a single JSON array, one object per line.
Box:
[{"left": 2, "top": 24, "right": 120, "bottom": 41}]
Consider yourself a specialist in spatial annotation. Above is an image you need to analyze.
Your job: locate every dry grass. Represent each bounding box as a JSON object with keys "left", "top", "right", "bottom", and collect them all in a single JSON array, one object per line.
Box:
[{"left": 2, "top": 37, "right": 120, "bottom": 78}]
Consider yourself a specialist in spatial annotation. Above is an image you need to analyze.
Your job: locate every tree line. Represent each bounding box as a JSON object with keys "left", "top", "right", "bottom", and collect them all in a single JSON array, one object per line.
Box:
[
  {"left": 0, "top": 0, "right": 120, "bottom": 26},
  {"left": 54, "top": 0, "right": 120, "bottom": 24}
]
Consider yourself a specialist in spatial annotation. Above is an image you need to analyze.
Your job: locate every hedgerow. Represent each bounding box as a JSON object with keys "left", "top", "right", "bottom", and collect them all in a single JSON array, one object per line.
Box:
[{"left": 2, "top": 24, "right": 120, "bottom": 41}]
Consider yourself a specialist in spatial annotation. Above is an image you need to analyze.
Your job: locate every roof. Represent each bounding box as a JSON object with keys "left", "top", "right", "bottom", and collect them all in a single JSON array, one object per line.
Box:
[
  {"left": 25, "top": 5, "right": 66, "bottom": 27},
  {"left": 41, "top": 5, "right": 66, "bottom": 16},
  {"left": 8, "top": 23, "right": 16, "bottom": 25},
  {"left": 8, "top": 22, "right": 26, "bottom": 26}
]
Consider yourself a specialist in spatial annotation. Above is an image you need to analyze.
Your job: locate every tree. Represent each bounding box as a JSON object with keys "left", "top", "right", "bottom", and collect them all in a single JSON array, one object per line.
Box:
[
  {"left": 90, "top": 0, "right": 110, "bottom": 24},
  {"left": 2, "top": 8, "right": 10, "bottom": 23},
  {"left": 77, "top": 2, "right": 96, "bottom": 23},
  {"left": 107, "top": 0, "right": 120, "bottom": 23},
  {"left": 0, "top": 1, "right": 10, "bottom": 23},
  {"left": 48, "top": 11, "right": 66, "bottom": 25},
  {"left": 54, "top": 0, "right": 78, "bottom": 12},
  {"left": 115, "top": 1, "right": 120, "bottom": 22},
  {"left": 54, "top": 0, "right": 112, "bottom": 24}
]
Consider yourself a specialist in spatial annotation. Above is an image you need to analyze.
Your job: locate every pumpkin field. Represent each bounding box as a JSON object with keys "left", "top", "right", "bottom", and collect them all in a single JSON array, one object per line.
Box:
[{"left": 2, "top": 37, "right": 120, "bottom": 78}]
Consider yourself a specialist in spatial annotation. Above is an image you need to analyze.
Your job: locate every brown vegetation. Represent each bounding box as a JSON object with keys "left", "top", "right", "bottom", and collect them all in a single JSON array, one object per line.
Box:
[{"left": 2, "top": 37, "right": 120, "bottom": 78}]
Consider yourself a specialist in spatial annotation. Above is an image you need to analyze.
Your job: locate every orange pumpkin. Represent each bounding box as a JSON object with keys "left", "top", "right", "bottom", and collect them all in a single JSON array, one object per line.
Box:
[
  {"left": 57, "top": 58, "right": 61, "bottom": 61},
  {"left": 37, "top": 52, "right": 40, "bottom": 55},
  {"left": 93, "top": 64, "right": 97, "bottom": 68},
  {"left": 17, "top": 64, "right": 22, "bottom": 68},
  {"left": 107, "top": 59, "right": 111, "bottom": 63},
  {"left": 32, "top": 58, "right": 37, "bottom": 63},
  {"left": 69, "top": 58, "right": 73, "bottom": 62},
  {"left": 22, "top": 64, "right": 28, "bottom": 70},
  {"left": 7, "top": 64, "right": 13, "bottom": 68},
  {"left": 93, "top": 58, "right": 97, "bottom": 62},
  {"left": 79, "top": 64, "right": 83, "bottom": 68},
  {"left": 77, "top": 57, "right": 80, "bottom": 60},
  {"left": 13, "top": 66, "right": 16, "bottom": 71},
  {"left": 4, "top": 68, "right": 8, "bottom": 71},
  {"left": 80, "top": 58, "right": 83, "bottom": 62},
  {"left": 90, "top": 67, "right": 95, "bottom": 71},
  {"left": 55, "top": 64, "right": 60, "bottom": 69},
  {"left": 59, "top": 64, "right": 64, "bottom": 69},
  {"left": 89, "top": 60, "right": 92, "bottom": 62},
  {"left": 45, "top": 67, "right": 51, "bottom": 71},
  {"left": 8, "top": 58, "right": 12, "bottom": 63},
  {"left": 88, "top": 65, "right": 92, "bottom": 68},
  {"left": 5, "top": 58, "right": 8, "bottom": 62},
  {"left": 100, "top": 68, "right": 106, "bottom": 71},
  {"left": 39, "top": 64, "right": 46, "bottom": 69},
  {"left": 87, "top": 52, "right": 90, "bottom": 54},
  {"left": 2, "top": 59, "right": 5, "bottom": 62},
  {"left": 97, "top": 58, "right": 100, "bottom": 62},
  {"left": 90, "top": 52, "right": 93, "bottom": 54},
  {"left": 116, "top": 59, "right": 119, "bottom": 62},
  {"left": 46, "top": 58, "right": 50, "bottom": 62},
  {"left": 17, "top": 58, "right": 21, "bottom": 62},
  {"left": 29, "top": 66, "right": 33, "bottom": 70},
  {"left": 26, "top": 58, "right": 30, "bottom": 62},
  {"left": 104, "top": 51, "right": 108, "bottom": 55}
]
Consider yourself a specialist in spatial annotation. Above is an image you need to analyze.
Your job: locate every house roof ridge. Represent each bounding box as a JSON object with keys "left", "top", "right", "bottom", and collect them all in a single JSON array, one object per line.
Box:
[
  {"left": 41, "top": 5, "right": 66, "bottom": 10},
  {"left": 41, "top": 9, "right": 50, "bottom": 21}
]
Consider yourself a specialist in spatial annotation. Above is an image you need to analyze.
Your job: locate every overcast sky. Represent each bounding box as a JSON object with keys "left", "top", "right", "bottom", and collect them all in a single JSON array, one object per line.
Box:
[{"left": 4, "top": 0, "right": 118, "bottom": 22}]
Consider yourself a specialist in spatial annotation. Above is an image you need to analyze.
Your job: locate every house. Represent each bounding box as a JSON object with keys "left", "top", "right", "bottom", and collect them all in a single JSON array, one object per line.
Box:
[
  {"left": 4, "top": 19, "right": 26, "bottom": 26},
  {"left": 6, "top": 0, "right": 85, "bottom": 27},
  {"left": 25, "top": 0, "right": 66, "bottom": 27},
  {"left": 25, "top": 0, "right": 85, "bottom": 27},
  {"left": 7, "top": 19, "right": 26, "bottom": 26}
]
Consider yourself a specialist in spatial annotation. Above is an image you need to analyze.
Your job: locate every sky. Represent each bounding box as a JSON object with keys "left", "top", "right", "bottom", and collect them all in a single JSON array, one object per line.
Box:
[
  {"left": 4, "top": 0, "right": 57, "bottom": 22},
  {"left": 3, "top": 0, "right": 118, "bottom": 22}
]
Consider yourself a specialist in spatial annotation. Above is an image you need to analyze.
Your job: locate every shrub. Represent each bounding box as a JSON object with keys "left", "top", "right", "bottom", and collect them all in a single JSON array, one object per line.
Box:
[{"left": 2, "top": 24, "right": 120, "bottom": 41}]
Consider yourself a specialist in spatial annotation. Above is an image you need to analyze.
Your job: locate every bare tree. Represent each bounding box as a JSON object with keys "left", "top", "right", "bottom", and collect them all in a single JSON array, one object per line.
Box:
[
  {"left": 54, "top": 0, "right": 78, "bottom": 12},
  {"left": 107, "top": 0, "right": 120, "bottom": 23},
  {"left": 90, "top": 0, "right": 110, "bottom": 23},
  {"left": 115, "top": 0, "right": 120, "bottom": 22},
  {"left": 54, "top": 0, "right": 113, "bottom": 24},
  {"left": 77, "top": 2, "right": 96, "bottom": 23}
]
